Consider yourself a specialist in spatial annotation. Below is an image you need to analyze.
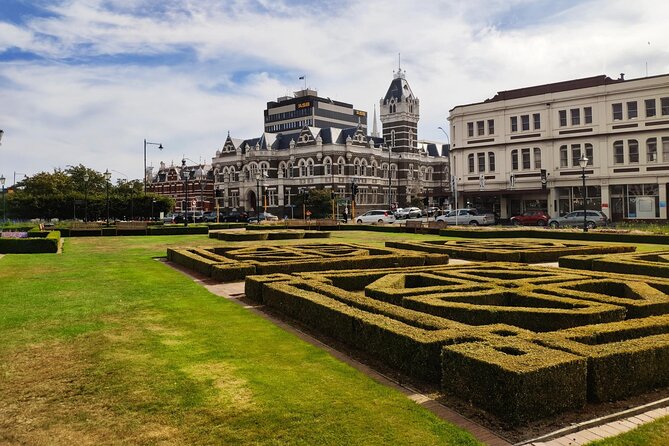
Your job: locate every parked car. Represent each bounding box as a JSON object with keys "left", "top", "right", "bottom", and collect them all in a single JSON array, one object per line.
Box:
[
  {"left": 435, "top": 208, "right": 495, "bottom": 226},
  {"left": 203, "top": 211, "right": 222, "bottom": 222},
  {"left": 395, "top": 207, "right": 422, "bottom": 219},
  {"left": 161, "top": 213, "right": 179, "bottom": 223},
  {"left": 548, "top": 210, "right": 608, "bottom": 229},
  {"left": 356, "top": 210, "right": 396, "bottom": 225},
  {"left": 248, "top": 212, "right": 279, "bottom": 223},
  {"left": 221, "top": 210, "right": 249, "bottom": 222},
  {"left": 425, "top": 206, "right": 440, "bottom": 217},
  {"left": 173, "top": 212, "right": 196, "bottom": 223},
  {"left": 510, "top": 210, "right": 550, "bottom": 226}
]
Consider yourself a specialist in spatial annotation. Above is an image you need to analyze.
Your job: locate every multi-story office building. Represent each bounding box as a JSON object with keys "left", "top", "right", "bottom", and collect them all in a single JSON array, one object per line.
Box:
[
  {"left": 264, "top": 89, "right": 368, "bottom": 133},
  {"left": 448, "top": 73, "right": 669, "bottom": 221}
]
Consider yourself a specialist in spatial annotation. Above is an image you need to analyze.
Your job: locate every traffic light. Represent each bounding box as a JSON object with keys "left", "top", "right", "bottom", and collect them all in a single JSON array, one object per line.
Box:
[
  {"left": 540, "top": 169, "right": 547, "bottom": 190},
  {"left": 351, "top": 181, "right": 358, "bottom": 199}
]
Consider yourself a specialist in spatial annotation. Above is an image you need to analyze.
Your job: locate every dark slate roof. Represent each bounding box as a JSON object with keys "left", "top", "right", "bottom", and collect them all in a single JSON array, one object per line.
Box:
[
  {"left": 425, "top": 143, "right": 439, "bottom": 157},
  {"left": 338, "top": 127, "right": 358, "bottom": 143},
  {"left": 273, "top": 131, "right": 301, "bottom": 150},
  {"left": 441, "top": 144, "right": 450, "bottom": 157},
  {"left": 383, "top": 76, "right": 415, "bottom": 102},
  {"left": 485, "top": 75, "right": 622, "bottom": 103}
]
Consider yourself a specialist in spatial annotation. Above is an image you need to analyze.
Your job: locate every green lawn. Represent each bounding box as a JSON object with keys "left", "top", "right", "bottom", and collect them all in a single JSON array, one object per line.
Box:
[{"left": 0, "top": 233, "right": 481, "bottom": 445}]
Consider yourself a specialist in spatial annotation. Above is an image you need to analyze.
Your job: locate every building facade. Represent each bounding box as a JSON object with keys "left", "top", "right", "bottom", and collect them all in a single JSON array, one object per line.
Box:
[
  {"left": 207, "top": 71, "right": 449, "bottom": 219},
  {"left": 448, "top": 73, "right": 669, "bottom": 221},
  {"left": 147, "top": 161, "right": 215, "bottom": 214}
]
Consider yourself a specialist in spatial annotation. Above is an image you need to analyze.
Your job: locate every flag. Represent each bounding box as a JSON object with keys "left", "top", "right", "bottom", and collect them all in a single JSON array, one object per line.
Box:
[{"left": 299, "top": 76, "right": 305, "bottom": 80}]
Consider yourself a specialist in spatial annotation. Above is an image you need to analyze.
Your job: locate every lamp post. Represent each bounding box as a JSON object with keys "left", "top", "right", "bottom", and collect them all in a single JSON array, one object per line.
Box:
[
  {"left": 578, "top": 153, "right": 589, "bottom": 232},
  {"left": 438, "top": 126, "right": 451, "bottom": 210},
  {"left": 387, "top": 145, "right": 393, "bottom": 208},
  {"left": 83, "top": 173, "right": 89, "bottom": 222},
  {"left": 0, "top": 174, "right": 5, "bottom": 224},
  {"left": 181, "top": 159, "right": 189, "bottom": 227},
  {"left": 13, "top": 172, "right": 27, "bottom": 187},
  {"left": 255, "top": 172, "right": 261, "bottom": 218},
  {"left": 104, "top": 169, "right": 112, "bottom": 226},
  {"left": 0, "top": 129, "right": 4, "bottom": 145},
  {"left": 151, "top": 198, "right": 156, "bottom": 222},
  {"left": 143, "top": 139, "right": 164, "bottom": 193},
  {"left": 196, "top": 166, "right": 205, "bottom": 212}
]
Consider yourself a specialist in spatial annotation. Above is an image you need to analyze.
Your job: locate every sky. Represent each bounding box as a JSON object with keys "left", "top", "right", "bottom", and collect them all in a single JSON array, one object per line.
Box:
[{"left": 1, "top": 0, "right": 667, "bottom": 185}]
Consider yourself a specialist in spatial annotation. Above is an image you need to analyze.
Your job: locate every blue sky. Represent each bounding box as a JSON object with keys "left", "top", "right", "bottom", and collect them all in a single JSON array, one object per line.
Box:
[{"left": 1, "top": 0, "right": 667, "bottom": 184}]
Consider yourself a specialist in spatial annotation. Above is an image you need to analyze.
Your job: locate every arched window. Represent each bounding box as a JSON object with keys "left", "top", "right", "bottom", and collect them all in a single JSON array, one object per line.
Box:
[
  {"left": 354, "top": 159, "right": 362, "bottom": 176},
  {"left": 338, "top": 157, "right": 345, "bottom": 175},
  {"left": 324, "top": 157, "right": 332, "bottom": 175},
  {"left": 360, "top": 159, "right": 368, "bottom": 176},
  {"left": 382, "top": 163, "right": 389, "bottom": 179},
  {"left": 307, "top": 159, "right": 315, "bottom": 176},
  {"left": 613, "top": 140, "right": 624, "bottom": 164},
  {"left": 298, "top": 160, "right": 306, "bottom": 177}
]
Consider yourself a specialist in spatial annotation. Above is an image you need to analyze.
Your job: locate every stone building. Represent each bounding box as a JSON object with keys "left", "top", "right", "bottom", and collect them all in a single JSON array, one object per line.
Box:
[
  {"left": 209, "top": 70, "right": 450, "bottom": 219},
  {"left": 146, "top": 161, "right": 214, "bottom": 214}
]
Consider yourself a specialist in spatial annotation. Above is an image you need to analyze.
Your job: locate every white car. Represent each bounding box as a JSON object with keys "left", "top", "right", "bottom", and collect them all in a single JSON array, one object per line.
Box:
[
  {"left": 356, "top": 210, "right": 396, "bottom": 225},
  {"left": 435, "top": 208, "right": 495, "bottom": 226}
]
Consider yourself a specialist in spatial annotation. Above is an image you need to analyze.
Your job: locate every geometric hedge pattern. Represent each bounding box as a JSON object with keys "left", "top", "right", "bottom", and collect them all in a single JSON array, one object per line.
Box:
[
  {"left": 560, "top": 249, "right": 669, "bottom": 277},
  {"left": 244, "top": 262, "right": 669, "bottom": 424},
  {"left": 386, "top": 239, "right": 635, "bottom": 263},
  {"left": 167, "top": 243, "right": 450, "bottom": 282}
]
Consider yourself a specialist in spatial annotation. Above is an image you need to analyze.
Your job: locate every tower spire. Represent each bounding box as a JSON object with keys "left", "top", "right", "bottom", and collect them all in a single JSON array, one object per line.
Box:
[{"left": 372, "top": 104, "right": 379, "bottom": 138}]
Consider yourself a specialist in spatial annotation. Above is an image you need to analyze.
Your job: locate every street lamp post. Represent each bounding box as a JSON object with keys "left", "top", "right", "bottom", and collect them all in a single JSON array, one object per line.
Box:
[
  {"left": 83, "top": 173, "right": 89, "bottom": 222},
  {"left": 104, "top": 169, "right": 112, "bottom": 226},
  {"left": 151, "top": 198, "right": 156, "bottom": 222},
  {"left": 387, "top": 145, "right": 392, "bottom": 208},
  {"left": 0, "top": 174, "right": 5, "bottom": 224},
  {"left": 578, "top": 153, "right": 589, "bottom": 233},
  {"left": 143, "top": 139, "right": 164, "bottom": 193},
  {"left": 255, "top": 172, "right": 261, "bottom": 218},
  {"left": 438, "top": 126, "right": 451, "bottom": 210},
  {"left": 197, "top": 166, "right": 205, "bottom": 212},
  {"left": 181, "top": 159, "right": 190, "bottom": 227}
]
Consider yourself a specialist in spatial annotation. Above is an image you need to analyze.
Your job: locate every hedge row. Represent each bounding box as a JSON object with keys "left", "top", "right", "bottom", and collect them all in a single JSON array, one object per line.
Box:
[
  {"left": 386, "top": 239, "right": 635, "bottom": 263},
  {"left": 560, "top": 250, "right": 669, "bottom": 278},
  {"left": 167, "top": 243, "right": 450, "bottom": 282},
  {"left": 0, "top": 230, "right": 60, "bottom": 253},
  {"left": 438, "top": 228, "right": 669, "bottom": 244},
  {"left": 242, "top": 263, "right": 669, "bottom": 424}
]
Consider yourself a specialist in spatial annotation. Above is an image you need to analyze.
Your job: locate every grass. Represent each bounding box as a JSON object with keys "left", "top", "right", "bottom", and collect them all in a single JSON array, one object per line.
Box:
[
  {"left": 586, "top": 415, "right": 669, "bottom": 445},
  {"left": 0, "top": 233, "right": 481, "bottom": 445}
]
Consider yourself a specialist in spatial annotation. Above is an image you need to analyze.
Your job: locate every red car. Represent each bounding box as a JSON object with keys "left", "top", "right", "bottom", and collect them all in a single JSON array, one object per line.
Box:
[{"left": 510, "top": 210, "right": 549, "bottom": 226}]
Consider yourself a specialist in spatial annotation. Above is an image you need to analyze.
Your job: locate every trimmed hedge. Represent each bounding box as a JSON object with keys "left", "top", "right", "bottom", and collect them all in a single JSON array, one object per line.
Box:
[
  {"left": 148, "top": 225, "right": 209, "bottom": 235},
  {"left": 560, "top": 250, "right": 669, "bottom": 279},
  {"left": 442, "top": 338, "right": 587, "bottom": 424},
  {"left": 237, "top": 262, "right": 669, "bottom": 424},
  {"left": 0, "top": 230, "right": 60, "bottom": 253},
  {"left": 438, "top": 227, "right": 669, "bottom": 244},
  {"left": 386, "top": 239, "right": 635, "bottom": 263},
  {"left": 538, "top": 315, "right": 669, "bottom": 402}
]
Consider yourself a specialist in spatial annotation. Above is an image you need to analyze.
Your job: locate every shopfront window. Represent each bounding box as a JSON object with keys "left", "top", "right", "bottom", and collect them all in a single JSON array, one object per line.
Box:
[
  {"left": 556, "top": 186, "right": 602, "bottom": 216},
  {"left": 609, "top": 183, "right": 660, "bottom": 220}
]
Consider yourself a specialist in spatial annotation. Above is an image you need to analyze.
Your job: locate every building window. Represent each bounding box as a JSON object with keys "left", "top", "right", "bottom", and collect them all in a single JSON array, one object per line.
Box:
[
  {"left": 521, "top": 115, "right": 530, "bottom": 131},
  {"left": 560, "top": 145, "right": 568, "bottom": 167},
  {"left": 510, "top": 116, "right": 518, "bottom": 132},
  {"left": 663, "top": 137, "right": 669, "bottom": 163},
  {"left": 613, "top": 140, "right": 624, "bottom": 164},
  {"left": 267, "top": 189, "right": 277, "bottom": 206},
  {"left": 584, "top": 106, "right": 593, "bottom": 124},
  {"left": 533, "top": 113, "right": 541, "bottom": 130},
  {"left": 571, "top": 144, "right": 581, "bottom": 167},
  {"left": 487, "top": 119, "right": 495, "bottom": 134},
  {"left": 511, "top": 149, "right": 518, "bottom": 171},
  {"left": 533, "top": 147, "right": 541, "bottom": 169},
  {"left": 521, "top": 148, "right": 530, "bottom": 169},
  {"left": 627, "top": 101, "right": 638, "bottom": 119},
  {"left": 585, "top": 143, "right": 594, "bottom": 166},
  {"left": 570, "top": 109, "right": 580, "bottom": 126},
  {"left": 612, "top": 103, "right": 623, "bottom": 120},
  {"left": 477, "top": 152, "right": 485, "bottom": 172},
  {"left": 628, "top": 139, "right": 639, "bottom": 163},
  {"left": 559, "top": 110, "right": 567, "bottom": 127},
  {"left": 662, "top": 98, "right": 669, "bottom": 116},
  {"left": 467, "top": 122, "right": 474, "bottom": 137},
  {"left": 647, "top": 138, "right": 657, "bottom": 163},
  {"left": 646, "top": 99, "right": 656, "bottom": 117},
  {"left": 488, "top": 152, "right": 495, "bottom": 171},
  {"left": 324, "top": 159, "right": 332, "bottom": 175},
  {"left": 477, "top": 121, "right": 485, "bottom": 136},
  {"left": 338, "top": 159, "right": 345, "bottom": 175},
  {"left": 468, "top": 154, "right": 475, "bottom": 173}
]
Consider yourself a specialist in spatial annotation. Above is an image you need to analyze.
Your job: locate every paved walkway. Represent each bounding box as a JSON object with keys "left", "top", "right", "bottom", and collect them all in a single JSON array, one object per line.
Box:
[{"left": 165, "top": 260, "right": 669, "bottom": 446}]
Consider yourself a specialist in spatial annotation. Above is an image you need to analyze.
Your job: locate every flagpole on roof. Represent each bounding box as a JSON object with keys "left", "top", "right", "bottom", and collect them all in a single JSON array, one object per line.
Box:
[{"left": 299, "top": 75, "right": 306, "bottom": 90}]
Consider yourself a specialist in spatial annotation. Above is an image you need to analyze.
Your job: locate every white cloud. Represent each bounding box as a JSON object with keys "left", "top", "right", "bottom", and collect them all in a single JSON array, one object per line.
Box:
[{"left": 1, "top": 0, "right": 668, "bottom": 182}]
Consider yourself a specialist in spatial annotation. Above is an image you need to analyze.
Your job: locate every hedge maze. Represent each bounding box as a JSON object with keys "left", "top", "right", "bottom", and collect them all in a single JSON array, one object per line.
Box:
[
  {"left": 167, "top": 243, "right": 450, "bottom": 282},
  {"left": 386, "top": 239, "right": 635, "bottom": 263},
  {"left": 209, "top": 229, "right": 331, "bottom": 241},
  {"left": 244, "top": 262, "right": 669, "bottom": 424},
  {"left": 560, "top": 250, "right": 669, "bottom": 277}
]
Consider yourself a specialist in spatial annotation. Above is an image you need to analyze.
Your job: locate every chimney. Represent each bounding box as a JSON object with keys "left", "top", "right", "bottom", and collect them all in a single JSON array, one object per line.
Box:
[{"left": 619, "top": 73, "right": 625, "bottom": 80}]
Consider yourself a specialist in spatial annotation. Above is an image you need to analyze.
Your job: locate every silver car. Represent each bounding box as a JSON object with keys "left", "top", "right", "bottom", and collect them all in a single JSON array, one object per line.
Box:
[
  {"left": 548, "top": 210, "right": 608, "bottom": 229},
  {"left": 356, "top": 210, "right": 396, "bottom": 225}
]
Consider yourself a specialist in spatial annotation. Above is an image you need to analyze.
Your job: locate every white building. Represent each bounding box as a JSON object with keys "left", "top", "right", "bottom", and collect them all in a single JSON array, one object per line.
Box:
[{"left": 448, "top": 73, "right": 669, "bottom": 221}]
